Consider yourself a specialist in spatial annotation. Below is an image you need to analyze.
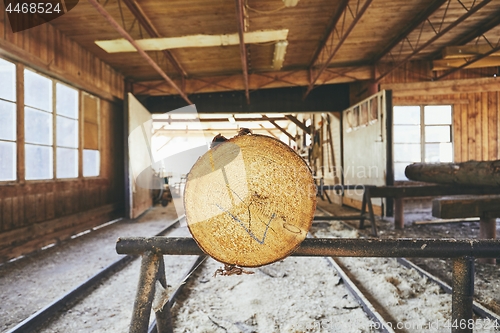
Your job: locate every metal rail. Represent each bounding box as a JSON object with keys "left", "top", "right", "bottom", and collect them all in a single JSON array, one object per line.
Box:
[{"left": 6, "top": 215, "right": 185, "bottom": 333}]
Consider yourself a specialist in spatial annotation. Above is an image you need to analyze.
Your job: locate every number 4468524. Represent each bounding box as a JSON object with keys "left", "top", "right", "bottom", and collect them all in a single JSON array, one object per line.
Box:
[{"left": 5, "top": 2, "right": 62, "bottom": 14}]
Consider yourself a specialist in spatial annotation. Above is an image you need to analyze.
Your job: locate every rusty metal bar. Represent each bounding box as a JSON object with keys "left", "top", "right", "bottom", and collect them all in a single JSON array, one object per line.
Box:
[
  {"left": 153, "top": 256, "right": 173, "bottom": 333},
  {"left": 121, "top": 0, "right": 188, "bottom": 78},
  {"left": 452, "top": 256, "right": 474, "bottom": 333},
  {"left": 86, "top": 0, "right": 192, "bottom": 105},
  {"left": 305, "top": 0, "right": 373, "bottom": 98},
  {"left": 117, "top": 237, "right": 500, "bottom": 258},
  {"left": 235, "top": 0, "right": 250, "bottom": 104},
  {"left": 130, "top": 251, "right": 161, "bottom": 333},
  {"left": 375, "top": 0, "right": 493, "bottom": 83}
]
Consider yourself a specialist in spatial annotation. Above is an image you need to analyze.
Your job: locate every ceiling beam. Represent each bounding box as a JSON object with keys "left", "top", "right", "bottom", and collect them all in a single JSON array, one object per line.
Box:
[
  {"left": 263, "top": 116, "right": 295, "bottom": 141},
  {"left": 121, "top": 0, "right": 188, "bottom": 78},
  {"left": 435, "top": 44, "right": 500, "bottom": 80},
  {"left": 235, "top": 0, "right": 250, "bottom": 104},
  {"left": 86, "top": 0, "right": 192, "bottom": 105},
  {"left": 308, "top": 0, "right": 350, "bottom": 67},
  {"left": 285, "top": 115, "right": 310, "bottom": 134},
  {"left": 375, "top": 0, "right": 493, "bottom": 83},
  {"left": 259, "top": 124, "right": 279, "bottom": 139},
  {"left": 304, "top": 0, "right": 373, "bottom": 98},
  {"left": 153, "top": 117, "right": 289, "bottom": 123},
  {"left": 132, "top": 66, "right": 372, "bottom": 96},
  {"left": 426, "top": 10, "right": 500, "bottom": 60},
  {"left": 372, "top": 0, "right": 448, "bottom": 63}
]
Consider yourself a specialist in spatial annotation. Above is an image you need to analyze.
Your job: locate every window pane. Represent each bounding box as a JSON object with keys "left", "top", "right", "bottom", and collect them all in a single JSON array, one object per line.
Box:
[
  {"left": 425, "top": 126, "right": 451, "bottom": 142},
  {"left": 394, "top": 143, "right": 421, "bottom": 162},
  {"left": 425, "top": 143, "right": 453, "bottom": 163},
  {"left": 83, "top": 149, "right": 100, "bottom": 177},
  {"left": 0, "top": 141, "right": 16, "bottom": 181},
  {"left": 25, "top": 144, "right": 53, "bottom": 180},
  {"left": 57, "top": 147, "right": 78, "bottom": 178},
  {"left": 24, "top": 70, "right": 52, "bottom": 112},
  {"left": 393, "top": 106, "right": 420, "bottom": 125},
  {"left": 0, "top": 58, "right": 16, "bottom": 102},
  {"left": 56, "top": 83, "right": 78, "bottom": 119},
  {"left": 57, "top": 116, "right": 78, "bottom": 148},
  {"left": 25, "top": 107, "right": 52, "bottom": 145},
  {"left": 0, "top": 100, "right": 16, "bottom": 141},
  {"left": 394, "top": 125, "right": 421, "bottom": 143},
  {"left": 424, "top": 105, "right": 452, "bottom": 125},
  {"left": 394, "top": 162, "right": 411, "bottom": 181}
]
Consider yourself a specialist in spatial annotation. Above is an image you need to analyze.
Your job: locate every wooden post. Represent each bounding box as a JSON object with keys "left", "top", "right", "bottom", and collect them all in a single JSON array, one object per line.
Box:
[
  {"left": 394, "top": 198, "right": 404, "bottom": 229},
  {"left": 478, "top": 216, "right": 496, "bottom": 264}
]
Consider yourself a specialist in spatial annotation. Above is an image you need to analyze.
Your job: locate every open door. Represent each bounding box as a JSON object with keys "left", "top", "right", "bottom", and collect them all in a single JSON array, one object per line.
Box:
[
  {"left": 342, "top": 90, "right": 393, "bottom": 216},
  {"left": 127, "top": 93, "right": 153, "bottom": 219}
]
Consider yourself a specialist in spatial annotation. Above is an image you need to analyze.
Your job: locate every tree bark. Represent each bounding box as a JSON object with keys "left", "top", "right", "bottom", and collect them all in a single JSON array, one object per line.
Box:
[{"left": 405, "top": 160, "right": 500, "bottom": 186}]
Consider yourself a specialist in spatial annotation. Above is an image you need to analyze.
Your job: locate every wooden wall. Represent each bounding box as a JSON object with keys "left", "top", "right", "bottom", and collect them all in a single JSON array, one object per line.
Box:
[
  {"left": 0, "top": 15, "right": 125, "bottom": 262},
  {"left": 379, "top": 61, "right": 500, "bottom": 164}
]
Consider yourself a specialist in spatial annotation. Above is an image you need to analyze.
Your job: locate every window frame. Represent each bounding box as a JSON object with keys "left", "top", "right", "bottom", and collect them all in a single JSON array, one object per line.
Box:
[
  {"left": 0, "top": 57, "right": 17, "bottom": 183},
  {"left": 393, "top": 104, "right": 454, "bottom": 181}
]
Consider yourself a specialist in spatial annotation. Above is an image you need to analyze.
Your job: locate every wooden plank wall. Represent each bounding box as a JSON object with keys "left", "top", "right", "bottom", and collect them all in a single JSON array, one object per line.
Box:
[
  {"left": 0, "top": 8, "right": 123, "bottom": 101},
  {"left": 0, "top": 14, "right": 125, "bottom": 262},
  {"left": 379, "top": 60, "right": 500, "bottom": 164}
]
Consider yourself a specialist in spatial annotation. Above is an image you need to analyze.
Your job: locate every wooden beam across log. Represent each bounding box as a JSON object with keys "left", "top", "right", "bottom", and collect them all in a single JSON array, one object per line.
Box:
[
  {"left": 442, "top": 45, "right": 500, "bottom": 59},
  {"left": 132, "top": 66, "right": 373, "bottom": 96},
  {"left": 405, "top": 160, "right": 500, "bottom": 186}
]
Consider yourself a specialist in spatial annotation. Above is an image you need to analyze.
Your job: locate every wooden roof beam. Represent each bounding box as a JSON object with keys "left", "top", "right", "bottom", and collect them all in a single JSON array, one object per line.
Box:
[
  {"left": 86, "top": 0, "right": 192, "bottom": 105},
  {"left": 304, "top": 0, "right": 373, "bottom": 99},
  {"left": 121, "top": 0, "right": 188, "bottom": 78},
  {"left": 285, "top": 115, "right": 310, "bottom": 134},
  {"left": 235, "top": 0, "right": 250, "bottom": 104},
  {"left": 263, "top": 116, "right": 295, "bottom": 141},
  {"left": 375, "top": 0, "right": 494, "bottom": 83},
  {"left": 435, "top": 44, "right": 500, "bottom": 80},
  {"left": 153, "top": 117, "right": 288, "bottom": 123}
]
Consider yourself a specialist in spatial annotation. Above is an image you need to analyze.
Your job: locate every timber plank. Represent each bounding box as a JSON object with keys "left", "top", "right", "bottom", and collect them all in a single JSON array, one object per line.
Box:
[
  {"left": 369, "top": 185, "right": 500, "bottom": 198},
  {"left": 467, "top": 94, "right": 476, "bottom": 161},
  {"left": 488, "top": 92, "right": 498, "bottom": 160},
  {"left": 453, "top": 103, "right": 461, "bottom": 162},
  {"left": 432, "top": 195, "right": 500, "bottom": 219},
  {"left": 481, "top": 92, "right": 489, "bottom": 160},
  {"left": 36, "top": 193, "right": 45, "bottom": 222},
  {"left": 25, "top": 194, "right": 36, "bottom": 224},
  {"left": 475, "top": 93, "right": 482, "bottom": 161},
  {"left": 46, "top": 192, "right": 54, "bottom": 220},
  {"left": 461, "top": 93, "right": 468, "bottom": 161},
  {"left": 11, "top": 196, "right": 19, "bottom": 227},
  {"left": 2, "top": 198, "right": 12, "bottom": 232}
]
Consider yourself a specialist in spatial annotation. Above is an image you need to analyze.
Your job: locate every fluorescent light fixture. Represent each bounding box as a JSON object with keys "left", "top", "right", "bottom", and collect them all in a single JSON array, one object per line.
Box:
[
  {"left": 273, "top": 40, "right": 288, "bottom": 70},
  {"left": 283, "top": 0, "right": 300, "bottom": 7}
]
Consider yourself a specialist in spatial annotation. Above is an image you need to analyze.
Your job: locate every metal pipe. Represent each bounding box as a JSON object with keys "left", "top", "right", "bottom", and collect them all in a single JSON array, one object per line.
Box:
[
  {"left": 116, "top": 237, "right": 500, "bottom": 258},
  {"left": 130, "top": 251, "right": 161, "bottom": 333},
  {"left": 452, "top": 256, "right": 475, "bottom": 333},
  {"left": 86, "top": 0, "right": 192, "bottom": 105}
]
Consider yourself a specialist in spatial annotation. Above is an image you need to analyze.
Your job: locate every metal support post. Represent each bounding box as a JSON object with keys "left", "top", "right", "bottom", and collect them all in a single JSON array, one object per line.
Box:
[{"left": 452, "top": 256, "right": 474, "bottom": 333}]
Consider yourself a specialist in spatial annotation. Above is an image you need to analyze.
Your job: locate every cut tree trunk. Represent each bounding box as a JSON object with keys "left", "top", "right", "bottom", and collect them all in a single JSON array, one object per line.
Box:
[
  {"left": 184, "top": 134, "right": 317, "bottom": 267},
  {"left": 405, "top": 160, "right": 500, "bottom": 186}
]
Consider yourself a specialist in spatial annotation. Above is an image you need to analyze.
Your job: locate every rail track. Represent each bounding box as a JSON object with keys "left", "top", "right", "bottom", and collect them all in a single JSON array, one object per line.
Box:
[{"left": 2, "top": 205, "right": 500, "bottom": 332}]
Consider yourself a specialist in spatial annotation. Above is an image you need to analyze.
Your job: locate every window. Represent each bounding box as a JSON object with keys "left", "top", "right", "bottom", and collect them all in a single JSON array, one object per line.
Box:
[
  {"left": 56, "top": 83, "right": 79, "bottom": 178},
  {"left": 393, "top": 105, "right": 453, "bottom": 180},
  {"left": 0, "top": 58, "right": 16, "bottom": 181},
  {"left": 82, "top": 93, "right": 100, "bottom": 177},
  {"left": 24, "top": 69, "right": 53, "bottom": 180}
]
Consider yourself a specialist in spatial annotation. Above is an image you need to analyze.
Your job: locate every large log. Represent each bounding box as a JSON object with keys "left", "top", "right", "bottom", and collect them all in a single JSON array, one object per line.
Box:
[
  {"left": 405, "top": 160, "right": 500, "bottom": 186},
  {"left": 184, "top": 133, "right": 317, "bottom": 267}
]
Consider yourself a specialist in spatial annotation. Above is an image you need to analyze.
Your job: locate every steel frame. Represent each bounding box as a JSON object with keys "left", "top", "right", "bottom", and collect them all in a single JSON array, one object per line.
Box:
[
  {"left": 304, "top": 0, "right": 373, "bottom": 98},
  {"left": 235, "top": 0, "right": 250, "bottom": 104},
  {"left": 374, "top": 0, "right": 494, "bottom": 83},
  {"left": 118, "top": 237, "right": 500, "bottom": 333}
]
